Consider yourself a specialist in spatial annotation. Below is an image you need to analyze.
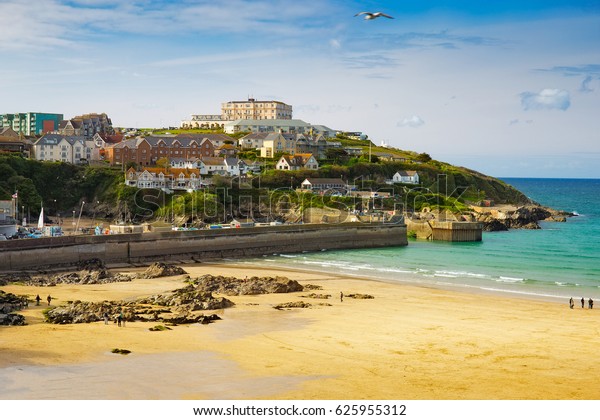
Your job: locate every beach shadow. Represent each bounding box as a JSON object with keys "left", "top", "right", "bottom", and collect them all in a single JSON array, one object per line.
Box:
[{"left": 0, "top": 351, "right": 320, "bottom": 399}]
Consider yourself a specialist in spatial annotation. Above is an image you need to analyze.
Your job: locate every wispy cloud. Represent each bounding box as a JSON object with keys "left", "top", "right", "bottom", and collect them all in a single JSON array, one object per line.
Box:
[
  {"left": 397, "top": 116, "right": 425, "bottom": 128},
  {"left": 535, "top": 64, "right": 600, "bottom": 93},
  {"left": 520, "top": 89, "right": 571, "bottom": 111},
  {"left": 348, "top": 30, "right": 508, "bottom": 52},
  {"left": 342, "top": 54, "right": 398, "bottom": 69},
  {"left": 0, "top": 0, "right": 338, "bottom": 51}
]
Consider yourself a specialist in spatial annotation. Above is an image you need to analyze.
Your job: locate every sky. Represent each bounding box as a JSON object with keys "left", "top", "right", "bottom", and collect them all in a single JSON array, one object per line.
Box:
[{"left": 1, "top": 0, "right": 599, "bottom": 178}]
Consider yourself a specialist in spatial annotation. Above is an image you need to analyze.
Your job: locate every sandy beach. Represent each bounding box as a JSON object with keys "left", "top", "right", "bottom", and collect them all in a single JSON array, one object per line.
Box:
[{"left": 1, "top": 262, "right": 599, "bottom": 400}]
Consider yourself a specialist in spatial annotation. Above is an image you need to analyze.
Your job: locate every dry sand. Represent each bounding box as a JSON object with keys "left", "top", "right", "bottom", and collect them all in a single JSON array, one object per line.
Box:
[{"left": 1, "top": 262, "right": 599, "bottom": 400}]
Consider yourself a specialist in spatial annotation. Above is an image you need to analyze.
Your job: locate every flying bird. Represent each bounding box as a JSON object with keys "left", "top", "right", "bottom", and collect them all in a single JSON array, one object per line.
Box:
[{"left": 354, "top": 11, "right": 394, "bottom": 20}]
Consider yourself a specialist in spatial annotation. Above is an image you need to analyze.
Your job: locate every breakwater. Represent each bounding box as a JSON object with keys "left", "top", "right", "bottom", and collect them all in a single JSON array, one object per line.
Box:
[{"left": 0, "top": 222, "right": 407, "bottom": 271}]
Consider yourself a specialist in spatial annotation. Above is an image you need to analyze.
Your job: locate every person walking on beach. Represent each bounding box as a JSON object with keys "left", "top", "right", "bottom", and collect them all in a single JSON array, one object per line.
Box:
[
  {"left": 581, "top": 297, "right": 585, "bottom": 308},
  {"left": 103, "top": 311, "right": 109, "bottom": 325},
  {"left": 117, "top": 312, "right": 122, "bottom": 327},
  {"left": 340, "top": 291, "right": 344, "bottom": 302},
  {"left": 47, "top": 295, "right": 52, "bottom": 306},
  {"left": 35, "top": 295, "right": 41, "bottom": 306},
  {"left": 569, "top": 297, "right": 574, "bottom": 309},
  {"left": 589, "top": 298, "right": 594, "bottom": 309}
]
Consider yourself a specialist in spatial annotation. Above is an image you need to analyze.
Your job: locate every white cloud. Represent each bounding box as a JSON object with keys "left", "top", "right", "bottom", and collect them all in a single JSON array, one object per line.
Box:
[
  {"left": 520, "top": 88, "right": 571, "bottom": 111},
  {"left": 397, "top": 116, "right": 425, "bottom": 128}
]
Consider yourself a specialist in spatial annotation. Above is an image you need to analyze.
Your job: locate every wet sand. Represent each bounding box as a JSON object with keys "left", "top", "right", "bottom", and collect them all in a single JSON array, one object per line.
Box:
[{"left": 1, "top": 263, "right": 599, "bottom": 399}]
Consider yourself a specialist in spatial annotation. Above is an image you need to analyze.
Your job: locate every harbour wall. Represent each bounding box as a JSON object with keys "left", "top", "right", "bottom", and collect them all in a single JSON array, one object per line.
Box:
[
  {"left": 406, "top": 219, "right": 482, "bottom": 242},
  {"left": 0, "top": 222, "right": 407, "bottom": 271}
]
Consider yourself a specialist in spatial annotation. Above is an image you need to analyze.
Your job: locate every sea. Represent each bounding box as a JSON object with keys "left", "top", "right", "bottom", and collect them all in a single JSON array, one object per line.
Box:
[{"left": 236, "top": 178, "right": 600, "bottom": 303}]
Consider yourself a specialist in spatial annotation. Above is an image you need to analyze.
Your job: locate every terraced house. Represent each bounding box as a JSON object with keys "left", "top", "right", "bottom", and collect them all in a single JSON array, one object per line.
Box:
[
  {"left": 125, "top": 167, "right": 202, "bottom": 191},
  {"left": 105, "top": 135, "right": 230, "bottom": 167}
]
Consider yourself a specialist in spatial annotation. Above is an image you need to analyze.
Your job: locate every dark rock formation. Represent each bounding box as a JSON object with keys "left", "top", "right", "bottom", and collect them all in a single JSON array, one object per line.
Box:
[
  {"left": 481, "top": 219, "right": 509, "bottom": 232},
  {"left": 303, "top": 284, "right": 323, "bottom": 290},
  {"left": 0, "top": 291, "right": 28, "bottom": 326},
  {"left": 0, "top": 273, "right": 32, "bottom": 286},
  {"left": 301, "top": 293, "right": 331, "bottom": 299},
  {"left": 138, "top": 262, "right": 187, "bottom": 279},
  {"left": 346, "top": 293, "right": 375, "bottom": 299},
  {"left": 0, "top": 290, "right": 29, "bottom": 313},
  {"left": 190, "top": 274, "right": 304, "bottom": 295},
  {"left": 45, "top": 281, "right": 232, "bottom": 325},
  {"left": 17, "top": 259, "right": 132, "bottom": 286},
  {"left": 274, "top": 301, "right": 312, "bottom": 310},
  {"left": 0, "top": 313, "right": 27, "bottom": 326},
  {"left": 475, "top": 205, "right": 573, "bottom": 232}
]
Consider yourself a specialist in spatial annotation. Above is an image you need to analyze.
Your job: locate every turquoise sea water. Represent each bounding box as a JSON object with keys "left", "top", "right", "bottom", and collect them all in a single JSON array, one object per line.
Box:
[{"left": 239, "top": 178, "right": 600, "bottom": 303}]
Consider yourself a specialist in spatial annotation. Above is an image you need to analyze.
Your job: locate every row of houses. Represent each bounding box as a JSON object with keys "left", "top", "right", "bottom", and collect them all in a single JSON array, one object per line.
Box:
[
  {"left": 124, "top": 155, "right": 267, "bottom": 190},
  {"left": 20, "top": 130, "right": 347, "bottom": 168},
  {"left": 125, "top": 165, "right": 418, "bottom": 193}
]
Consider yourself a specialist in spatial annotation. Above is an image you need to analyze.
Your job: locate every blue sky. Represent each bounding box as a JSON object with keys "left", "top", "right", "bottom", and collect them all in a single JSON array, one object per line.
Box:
[{"left": 1, "top": 0, "right": 599, "bottom": 178}]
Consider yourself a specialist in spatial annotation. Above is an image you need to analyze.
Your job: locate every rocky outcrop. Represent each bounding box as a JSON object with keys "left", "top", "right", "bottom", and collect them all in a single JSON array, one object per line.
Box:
[
  {"left": 0, "top": 273, "right": 32, "bottom": 286},
  {"left": 12, "top": 259, "right": 133, "bottom": 286},
  {"left": 0, "top": 290, "right": 29, "bottom": 313},
  {"left": 274, "top": 301, "right": 312, "bottom": 310},
  {"left": 45, "top": 281, "right": 233, "bottom": 325},
  {"left": 0, "top": 313, "right": 26, "bottom": 326},
  {"left": 0, "top": 290, "right": 28, "bottom": 326},
  {"left": 346, "top": 293, "right": 375, "bottom": 299},
  {"left": 473, "top": 205, "right": 574, "bottom": 232},
  {"left": 137, "top": 262, "right": 187, "bottom": 279},
  {"left": 189, "top": 274, "right": 304, "bottom": 296},
  {"left": 301, "top": 293, "right": 331, "bottom": 299}
]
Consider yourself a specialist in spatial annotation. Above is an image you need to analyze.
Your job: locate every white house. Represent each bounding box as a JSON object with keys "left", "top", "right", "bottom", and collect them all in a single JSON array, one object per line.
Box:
[
  {"left": 33, "top": 134, "right": 95, "bottom": 164},
  {"left": 224, "top": 157, "right": 240, "bottom": 176},
  {"left": 276, "top": 154, "right": 319, "bottom": 170},
  {"left": 125, "top": 167, "right": 202, "bottom": 191},
  {"left": 392, "top": 170, "right": 419, "bottom": 184}
]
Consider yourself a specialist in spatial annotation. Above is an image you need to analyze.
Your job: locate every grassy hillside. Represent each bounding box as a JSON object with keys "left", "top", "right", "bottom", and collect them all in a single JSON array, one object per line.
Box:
[{"left": 1, "top": 144, "right": 530, "bottom": 223}]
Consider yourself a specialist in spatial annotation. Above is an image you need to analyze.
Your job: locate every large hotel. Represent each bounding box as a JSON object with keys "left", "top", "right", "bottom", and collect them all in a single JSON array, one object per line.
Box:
[
  {"left": 181, "top": 98, "right": 293, "bottom": 129},
  {"left": 221, "top": 98, "right": 292, "bottom": 120}
]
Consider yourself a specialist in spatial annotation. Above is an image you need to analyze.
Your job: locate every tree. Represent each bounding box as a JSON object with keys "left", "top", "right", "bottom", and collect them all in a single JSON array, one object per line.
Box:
[
  {"left": 416, "top": 152, "right": 432, "bottom": 163},
  {"left": 156, "top": 157, "right": 170, "bottom": 168},
  {"left": 325, "top": 148, "right": 349, "bottom": 164}
]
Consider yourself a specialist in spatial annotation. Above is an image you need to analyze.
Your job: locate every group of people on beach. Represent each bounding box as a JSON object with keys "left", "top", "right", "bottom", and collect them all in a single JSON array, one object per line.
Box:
[
  {"left": 103, "top": 309, "right": 125, "bottom": 326},
  {"left": 569, "top": 297, "right": 593, "bottom": 309},
  {"left": 34, "top": 294, "right": 52, "bottom": 306}
]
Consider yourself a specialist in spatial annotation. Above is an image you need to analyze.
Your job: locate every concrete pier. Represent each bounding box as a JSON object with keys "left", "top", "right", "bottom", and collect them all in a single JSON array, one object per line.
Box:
[
  {"left": 405, "top": 219, "right": 482, "bottom": 242},
  {"left": 0, "top": 222, "right": 407, "bottom": 271}
]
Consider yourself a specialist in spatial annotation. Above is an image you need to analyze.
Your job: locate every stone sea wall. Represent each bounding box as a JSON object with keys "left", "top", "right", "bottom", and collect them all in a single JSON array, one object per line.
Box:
[{"left": 0, "top": 223, "right": 407, "bottom": 271}]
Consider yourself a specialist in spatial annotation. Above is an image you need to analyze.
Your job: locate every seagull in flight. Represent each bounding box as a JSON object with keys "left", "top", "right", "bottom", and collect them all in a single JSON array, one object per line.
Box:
[{"left": 354, "top": 11, "right": 394, "bottom": 20}]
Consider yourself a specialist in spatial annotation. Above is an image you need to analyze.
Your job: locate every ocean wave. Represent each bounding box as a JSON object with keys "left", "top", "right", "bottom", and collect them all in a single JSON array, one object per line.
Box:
[
  {"left": 374, "top": 267, "right": 415, "bottom": 274},
  {"left": 497, "top": 276, "right": 524, "bottom": 283},
  {"left": 555, "top": 281, "right": 581, "bottom": 287},
  {"left": 278, "top": 254, "right": 298, "bottom": 258},
  {"left": 434, "top": 272, "right": 458, "bottom": 278}
]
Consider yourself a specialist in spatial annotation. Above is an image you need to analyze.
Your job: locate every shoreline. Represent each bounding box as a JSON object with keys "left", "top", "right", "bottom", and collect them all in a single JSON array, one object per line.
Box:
[{"left": 1, "top": 261, "right": 599, "bottom": 399}]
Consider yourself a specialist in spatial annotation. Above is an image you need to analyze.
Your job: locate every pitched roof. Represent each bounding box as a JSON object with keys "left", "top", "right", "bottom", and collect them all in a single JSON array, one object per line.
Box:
[
  {"left": 201, "top": 157, "right": 225, "bottom": 166},
  {"left": 141, "top": 167, "right": 200, "bottom": 177},
  {"left": 240, "top": 132, "right": 270, "bottom": 140},
  {"left": 302, "top": 178, "right": 347, "bottom": 185},
  {"left": 34, "top": 134, "right": 87, "bottom": 146}
]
